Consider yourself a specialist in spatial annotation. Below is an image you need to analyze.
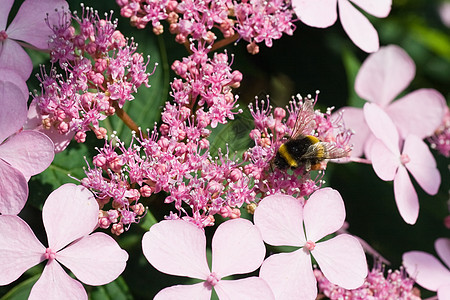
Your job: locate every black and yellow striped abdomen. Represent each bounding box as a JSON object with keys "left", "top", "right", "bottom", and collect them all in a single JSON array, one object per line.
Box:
[{"left": 274, "top": 135, "right": 323, "bottom": 170}]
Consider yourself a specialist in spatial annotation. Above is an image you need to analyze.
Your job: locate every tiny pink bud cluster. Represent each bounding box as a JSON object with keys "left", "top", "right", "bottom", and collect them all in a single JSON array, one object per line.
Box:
[
  {"left": 32, "top": 5, "right": 154, "bottom": 143},
  {"left": 115, "top": 0, "right": 295, "bottom": 53},
  {"left": 315, "top": 266, "right": 420, "bottom": 300},
  {"left": 428, "top": 106, "right": 450, "bottom": 157},
  {"left": 81, "top": 44, "right": 251, "bottom": 232}
]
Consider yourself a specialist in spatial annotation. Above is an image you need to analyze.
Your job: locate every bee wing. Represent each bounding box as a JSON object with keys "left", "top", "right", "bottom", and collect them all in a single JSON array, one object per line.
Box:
[
  {"left": 291, "top": 99, "right": 316, "bottom": 139},
  {"left": 302, "top": 142, "right": 350, "bottom": 160}
]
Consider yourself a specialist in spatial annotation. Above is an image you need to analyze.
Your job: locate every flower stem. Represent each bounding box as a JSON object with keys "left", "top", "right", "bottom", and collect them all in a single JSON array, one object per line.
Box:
[
  {"left": 210, "top": 33, "right": 239, "bottom": 52},
  {"left": 112, "top": 101, "right": 148, "bottom": 138}
]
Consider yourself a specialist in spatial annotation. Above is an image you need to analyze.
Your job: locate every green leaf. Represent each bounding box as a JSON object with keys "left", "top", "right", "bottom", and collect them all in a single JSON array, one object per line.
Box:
[
  {"left": 35, "top": 142, "right": 91, "bottom": 189},
  {"left": 0, "top": 275, "right": 39, "bottom": 300},
  {"left": 89, "top": 277, "right": 133, "bottom": 300},
  {"left": 410, "top": 22, "right": 450, "bottom": 61},
  {"left": 341, "top": 49, "right": 364, "bottom": 108},
  {"left": 138, "top": 209, "right": 158, "bottom": 231},
  {"left": 208, "top": 110, "right": 254, "bottom": 159}
]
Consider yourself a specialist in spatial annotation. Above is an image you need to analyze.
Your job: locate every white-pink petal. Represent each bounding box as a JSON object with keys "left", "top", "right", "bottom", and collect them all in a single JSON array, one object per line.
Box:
[
  {"left": 303, "top": 188, "right": 345, "bottom": 242},
  {"left": 0, "top": 215, "right": 45, "bottom": 284},
  {"left": 355, "top": 45, "right": 415, "bottom": 106},
  {"left": 56, "top": 232, "right": 128, "bottom": 286},
  {"left": 387, "top": 88, "right": 446, "bottom": 140},
  {"left": 334, "top": 107, "right": 369, "bottom": 158},
  {"left": 292, "top": 0, "right": 338, "bottom": 28},
  {"left": 0, "top": 0, "right": 14, "bottom": 30},
  {"left": 154, "top": 283, "right": 211, "bottom": 300},
  {"left": 313, "top": 234, "right": 367, "bottom": 289},
  {"left": 369, "top": 139, "right": 398, "bottom": 181},
  {"left": 260, "top": 250, "right": 317, "bottom": 300},
  {"left": 438, "top": 284, "right": 450, "bottom": 300},
  {"left": 7, "top": 0, "right": 69, "bottom": 49},
  {"left": 43, "top": 184, "right": 98, "bottom": 251},
  {"left": 0, "top": 130, "right": 54, "bottom": 180},
  {"left": 214, "top": 277, "right": 275, "bottom": 300},
  {"left": 338, "top": 0, "right": 379, "bottom": 53},
  {"left": 403, "top": 251, "right": 450, "bottom": 291},
  {"left": 393, "top": 166, "right": 419, "bottom": 225},
  {"left": 0, "top": 160, "right": 28, "bottom": 215},
  {"left": 349, "top": 0, "right": 391, "bottom": 18},
  {"left": 403, "top": 135, "right": 440, "bottom": 195},
  {"left": 212, "top": 219, "right": 265, "bottom": 278},
  {"left": 142, "top": 220, "right": 210, "bottom": 279},
  {"left": 254, "top": 194, "right": 305, "bottom": 247},
  {"left": 0, "top": 68, "right": 28, "bottom": 100},
  {"left": 29, "top": 259, "right": 87, "bottom": 300},
  {"left": 435, "top": 238, "right": 450, "bottom": 270},
  {"left": 0, "top": 76, "right": 27, "bottom": 143},
  {"left": 0, "top": 39, "right": 33, "bottom": 80},
  {"left": 363, "top": 103, "right": 400, "bottom": 154}
]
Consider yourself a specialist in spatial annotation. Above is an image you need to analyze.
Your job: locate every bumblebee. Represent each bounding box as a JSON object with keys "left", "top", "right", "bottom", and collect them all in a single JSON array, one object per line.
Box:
[{"left": 273, "top": 99, "right": 348, "bottom": 171}]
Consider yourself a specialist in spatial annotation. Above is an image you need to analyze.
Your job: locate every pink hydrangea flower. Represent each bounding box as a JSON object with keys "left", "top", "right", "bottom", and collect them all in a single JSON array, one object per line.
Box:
[
  {"left": 253, "top": 188, "right": 367, "bottom": 299},
  {"left": 0, "top": 183, "right": 129, "bottom": 299},
  {"left": 0, "top": 0, "right": 68, "bottom": 80},
  {"left": 291, "top": 0, "right": 391, "bottom": 52},
  {"left": 364, "top": 103, "right": 440, "bottom": 224},
  {"left": 0, "top": 70, "right": 54, "bottom": 215},
  {"left": 336, "top": 45, "right": 446, "bottom": 158},
  {"left": 142, "top": 218, "right": 274, "bottom": 299},
  {"left": 403, "top": 238, "right": 450, "bottom": 299}
]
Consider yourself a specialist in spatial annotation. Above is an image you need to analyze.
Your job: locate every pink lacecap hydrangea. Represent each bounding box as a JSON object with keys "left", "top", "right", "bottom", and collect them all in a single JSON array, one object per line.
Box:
[
  {"left": 0, "top": 183, "right": 129, "bottom": 300},
  {"left": 0, "top": 69, "right": 54, "bottom": 215},
  {"left": 142, "top": 218, "right": 274, "bottom": 299},
  {"left": 0, "top": 0, "right": 68, "bottom": 80}
]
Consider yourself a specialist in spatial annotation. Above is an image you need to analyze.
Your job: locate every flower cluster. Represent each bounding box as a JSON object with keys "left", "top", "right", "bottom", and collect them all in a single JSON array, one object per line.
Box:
[
  {"left": 315, "top": 266, "right": 420, "bottom": 300},
  {"left": 429, "top": 106, "right": 450, "bottom": 157},
  {"left": 115, "top": 0, "right": 295, "bottom": 53},
  {"left": 31, "top": 5, "right": 154, "bottom": 150},
  {"left": 81, "top": 46, "right": 252, "bottom": 233},
  {"left": 244, "top": 93, "right": 352, "bottom": 199}
]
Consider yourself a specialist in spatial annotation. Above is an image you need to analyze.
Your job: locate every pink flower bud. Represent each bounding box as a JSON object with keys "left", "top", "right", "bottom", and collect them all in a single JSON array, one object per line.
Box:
[
  {"left": 75, "top": 131, "right": 86, "bottom": 143},
  {"left": 111, "top": 223, "right": 124, "bottom": 236},
  {"left": 229, "top": 168, "right": 242, "bottom": 181},
  {"left": 140, "top": 185, "right": 152, "bottom": 197}
]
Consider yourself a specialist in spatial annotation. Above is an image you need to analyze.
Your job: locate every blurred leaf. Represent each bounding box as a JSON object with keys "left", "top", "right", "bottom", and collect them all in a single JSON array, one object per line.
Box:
[
  {"left": 0, "top": 275, "right": 38, "bottom": 300},
  {"left": 35, "top": 142, "right": 90, "bottom": 190},
  {"left": 410, "top": 22, "right": 450, "bottom": 60},
  {"left": 139, "top": 209, "right": 158, "bottom": 231},
  {"left": 341, "top": 49, "right": 364, "bottom": 108},
  {"left": 89, "top": 277, "right": 133, "bottom": 300},
  {"left": 208, "top": 110, "right": 254, "bottom": 159},
  {"left": 25, "top": 49, "right": 50, "bottom": 68}
]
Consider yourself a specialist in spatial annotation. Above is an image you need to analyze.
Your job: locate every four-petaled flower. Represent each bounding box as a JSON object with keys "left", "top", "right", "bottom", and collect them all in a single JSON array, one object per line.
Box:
[
  {"left": 142, "top": 218, "right": 274, "bottom": 299},
  {"left": 403, "top": 238, "right": 450, "bottom": 299},
  {"left": 364, "top": 103, "right": 440, "bottom": 224},
  {"left": 254, "top": 188, "right": 367, "bottom": 299},
  {"left": 0, "top": 184, "right": 129, "bottom": 299},
  {"left": 336, "top": 45, "right": 446, "bottom": 159}
]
